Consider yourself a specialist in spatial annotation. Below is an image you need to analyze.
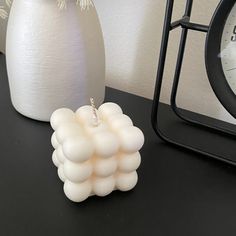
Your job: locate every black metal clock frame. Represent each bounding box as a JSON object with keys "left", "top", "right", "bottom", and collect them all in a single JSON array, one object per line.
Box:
[{"left": 151, "top": 0, "right": 236, "bottom": 166}]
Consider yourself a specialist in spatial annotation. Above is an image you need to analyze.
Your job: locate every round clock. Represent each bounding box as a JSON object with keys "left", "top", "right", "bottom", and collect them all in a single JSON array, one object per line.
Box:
[{"left": 206, "top": 0, "right": 236, "bottom": 118}]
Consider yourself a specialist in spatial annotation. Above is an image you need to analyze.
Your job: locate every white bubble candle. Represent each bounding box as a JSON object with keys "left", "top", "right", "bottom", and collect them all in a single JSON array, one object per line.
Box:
[{"left": 50, "top": 101, "right": 144, "bottom": 203}]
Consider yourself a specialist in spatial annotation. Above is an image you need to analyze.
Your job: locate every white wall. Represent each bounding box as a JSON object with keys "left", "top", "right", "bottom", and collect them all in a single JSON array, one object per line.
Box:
[
  {"left": 94, "top": 0, "right": 236, "bottom": 123},
  {"left": 1, "top": 0, "right": 235, "bottom": 123}
]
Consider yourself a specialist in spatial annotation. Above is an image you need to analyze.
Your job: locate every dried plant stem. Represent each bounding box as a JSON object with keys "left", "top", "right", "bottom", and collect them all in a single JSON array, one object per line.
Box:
[
  {"left": 0, "top": 6, "right": 8, "bottom": 19},
  {"left": 78, "top": 0, "right": 94, "bottom": 10},
  {"left": 5, "top": 0, "right": 11, "bottom": 7},
  {"left": 0, "top": 0, "right": 94, "bottom": 19},
  {"left": 58, "top": 0, "right": 94, "bottom": 10}
]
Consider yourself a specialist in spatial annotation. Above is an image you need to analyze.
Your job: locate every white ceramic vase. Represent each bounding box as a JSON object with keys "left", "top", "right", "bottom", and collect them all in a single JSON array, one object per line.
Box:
[{"left": 6, "top": 0, "right": 105, "bottom": 121}]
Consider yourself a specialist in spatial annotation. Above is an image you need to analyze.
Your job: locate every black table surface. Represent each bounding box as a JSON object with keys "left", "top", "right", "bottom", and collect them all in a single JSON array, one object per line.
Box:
[{"left": 1, "top": 54, "right": 236, "bottom": 236}]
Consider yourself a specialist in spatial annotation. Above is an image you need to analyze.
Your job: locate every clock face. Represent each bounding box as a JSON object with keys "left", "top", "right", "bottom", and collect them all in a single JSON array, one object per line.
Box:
[
  {"left": 221, "top": 3, "right": 236, "bottom": 94},
  {"left": 205, "top": 0, "right": 236, "bottom": 118}
]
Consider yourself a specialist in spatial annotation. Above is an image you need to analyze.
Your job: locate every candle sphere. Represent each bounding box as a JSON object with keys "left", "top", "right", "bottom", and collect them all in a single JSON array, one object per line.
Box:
[
  {"left": 92, "top": 176, "right": 115, "bottom": 197},
  {"left": 51, "top": 108, "right": 76, "bottom": 130},
  {"left": 56, "top": 123, "right": 83, "bottom": 143},
  {"left": 51, "top": 132, "right": 60, "bottom": 149},
  {"left": 76, "top": 105, "right": 100, "bottom": 125},
  {"left": 107, "top": 114, "right": 133, "bottom": 131},
  {"left": 64, "top": 180, "right": 92, "bottom": 203},
  {"left": 116, "top": 171, "right": 138, "bottom": 191},
  {"left": 62, "top": 136, "right": 94, "bottom": 163},
  {"left": 63, "top": 160, "right": 92, "bottom": 183},
  {"left": 93, "top": 131, "right": 119, "bottom": 158},
  {"left": 118, "top": 126, "right": 144, "bottom": 153},
  {"left": 58, "top": 165, "right": 66, "bottom": 182},
  {"left": 94, "top": 156, "right": 117, "bottom": 177},
  {"left": 51, "top": 102, "right": 144, "bottom": 202},
  {"left": 52, "top": 150, "right": 60, "bottom": 167},
  {"left": 98, "top": 103, "right": 123, "bottom": 120},
  {"left": 56, "top": 146, "right": 66, "bottom": 164},
  {"left": 118, "top": 152, "right": 141, "bottom": 173},
  {"left": 84, "top": 123, "right": 108, "bottom": 136}
]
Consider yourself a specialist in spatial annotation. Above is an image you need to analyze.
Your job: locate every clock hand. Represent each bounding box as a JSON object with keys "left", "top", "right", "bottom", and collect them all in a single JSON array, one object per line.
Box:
[{"left": 227, "top": 67, "right": 236, "bottom": 71}]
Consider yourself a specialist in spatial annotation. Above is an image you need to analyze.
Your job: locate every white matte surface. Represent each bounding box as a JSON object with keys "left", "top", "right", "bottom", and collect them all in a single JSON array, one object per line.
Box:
[
  {"left": 62, "top": 136, "right": 94, "bottom": 163},
  {"left": 98, "top": 102, "right": 123, "bottom": 120},
  {"left": 50, "top": 102, "right": 144, "bottom": 202},
  {"left": 64, "top": 180, "right": 92, "bottom": 202},
  {"left": 58, "top": 165, "right": 66, "bottom": 182},
  {"left": 93, "top": 156, "right": 117, "bottom": 177},
  {"left": 56, "top": 123, "right": 83, "bottom": 143},
  {"left": 107, "top": 114, "right": 133, "bottom": 131},
  {"left": 63, "top": 160, "right": 93, "bottom": 183},
  {"left": 92, "top": 131, "right": 119, "bottom": 158},
  {"left": 92, "top": 176, "right": 115, "bottom": 197},
  {"left": 118, "top": 127, "right": 145, "bottom": 153},
  {"left": 118, "top": 152, "right": 141, "bottom": 173},
  {"left": 51, "top": 133, "right": 60, "bottom": 149},
  {"left": 52, "top": 150, "right": 60, "bottom": 168},
  {"left": 51, "top": 108, "right": 76, "bottom": 131},
  {"left": 116, "top": 171, "right": 138, "bottom": 192}
]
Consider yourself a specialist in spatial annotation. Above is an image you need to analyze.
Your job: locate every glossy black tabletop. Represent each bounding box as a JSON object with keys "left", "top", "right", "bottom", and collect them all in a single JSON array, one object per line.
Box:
[{"left": 1, "top": 54, "right": 236, "bottom": 236}]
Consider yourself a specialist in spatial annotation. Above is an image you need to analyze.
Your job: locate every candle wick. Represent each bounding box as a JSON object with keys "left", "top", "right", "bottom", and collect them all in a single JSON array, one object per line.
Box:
[{"left": 90, "top": 98, "right": 99, "bottom": 126}]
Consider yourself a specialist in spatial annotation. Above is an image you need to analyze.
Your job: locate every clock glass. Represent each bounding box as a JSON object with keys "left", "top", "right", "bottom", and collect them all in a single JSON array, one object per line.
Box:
[
  {"left": 205, "top": 0, "right": 236, "bottom": 118},
  {"left": 221, "top": 3, "right": 236, "bottom": 94}
]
